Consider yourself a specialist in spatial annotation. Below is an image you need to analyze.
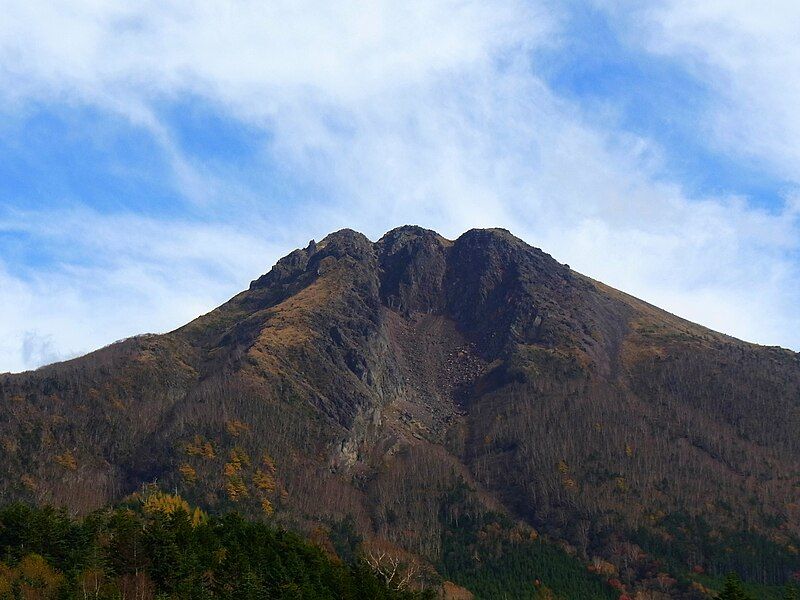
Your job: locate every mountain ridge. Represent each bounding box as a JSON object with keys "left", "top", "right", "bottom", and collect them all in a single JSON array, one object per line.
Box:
[{"left": 2, "top": 226, "right": 799, "bottom": 597}]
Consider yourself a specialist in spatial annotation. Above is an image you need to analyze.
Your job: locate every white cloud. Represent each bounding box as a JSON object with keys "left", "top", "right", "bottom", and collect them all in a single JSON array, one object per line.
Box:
[
  {"left": 0, "top": 1, "right": 549, "bottom": 108},
  {"left": 598, "top": 0, "right": 800, "bottom": 183},
  {"left": 0, "top": 1, "right": 798, "bottom": 371},
  {"left": 21, "top": 331, "right": 63, "bottom": 367},
  {"left": 0, "top": 210, "right": 289, "bottom": 373}
]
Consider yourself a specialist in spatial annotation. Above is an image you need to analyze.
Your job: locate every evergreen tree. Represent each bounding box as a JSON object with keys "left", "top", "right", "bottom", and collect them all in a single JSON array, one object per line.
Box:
[
  {"left": 717, "top": 573, "right": 754, "bottom": 600},
  {"left": 0, "top": 499, "right": 435, "bottom": 600}
]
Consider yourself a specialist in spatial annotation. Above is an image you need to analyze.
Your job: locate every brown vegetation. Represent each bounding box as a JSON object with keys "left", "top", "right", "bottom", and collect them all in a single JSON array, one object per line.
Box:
[{"left": 1, "top": 226, "right": 798, "bottom": 597}]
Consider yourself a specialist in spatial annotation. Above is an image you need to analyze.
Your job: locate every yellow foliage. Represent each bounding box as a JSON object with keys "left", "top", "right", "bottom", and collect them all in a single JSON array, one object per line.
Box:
[
  {"left": 260, "top": 497, "right": 274, "bottom": 516},
  {"left": 615, "top": 477, "right": 628, "bottom": 492},
  {"left": 17, "top": 554, "right": 63, "bottom": 599},
  {"left": 200, "top": 441, "right": 215, "bottom": 459},
  {"left": 141, "top": 490, "right": 208, "bottom": 526},
  {"left": 191, "top": 507, "right": 208, "bottom": 527},
  {"left": 690, "top": 581, "right": 712, "bottom": 596},
  {"left": 226, "top": 477, "right": 249, "bottom": 501},
  {"left": 21, "top": 474, "right": 37, "bottom": 491},
  {"left": 253, "top": 469, "right": 276, "bottom": 493},
  {"left": 225, "top": 447, "right": 251, "bottom": 479},
  {"left": 231, "top": 447, "right": 251, "bottom": 466},
  {"left": 55, "top": 451, "right": 78, "bottom": 471},
  {"left": 143, "top": 491, "right": 191, "bottom": 516},
  {"left": 0, "top": 564, "right": 11, "bottom": 597},
  {"left": 179, "top": 463, "right": 197, "bottom": 484},
  {"left": 225, "top": 420, "right": 250, "bottom": 437},
  {"left": 262, "top": 452, "right": 277, "bottom": 473},
  {"left": 647, "top": 509, "right": 666, "bottom": 523},
  {"left": 625, "top": 444, "right": 634, "bottom": 457},
  {"left": 556, "top": 464, "right": 576, "bottom": 491},
  {"left": 185, "top": 436, "right": 215, "bottom": 459},
  {"left": 533, "top": 585, "right": 557, "bottom": 600}
]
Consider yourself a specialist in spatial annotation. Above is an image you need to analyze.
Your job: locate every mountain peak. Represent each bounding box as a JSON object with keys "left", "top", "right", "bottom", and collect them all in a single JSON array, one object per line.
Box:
[
  {"left": 314, "top": 228, "right": 373, "bottom": 259},
  {"left": 378, "top": 224, "right": 450, "bottom": 246},
  {"left": 2, "top": 226, "right": 799, "bottom": 597}
]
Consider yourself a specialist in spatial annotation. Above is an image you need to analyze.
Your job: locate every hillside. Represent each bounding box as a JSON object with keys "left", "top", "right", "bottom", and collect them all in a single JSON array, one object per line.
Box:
[{"left": 2, "top": 226, "right": 799, "bottom": 598}]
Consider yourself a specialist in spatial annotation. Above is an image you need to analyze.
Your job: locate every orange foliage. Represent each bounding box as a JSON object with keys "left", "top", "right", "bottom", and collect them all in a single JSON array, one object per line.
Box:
[
  {"left": 588, "top": 557, "right": 618, "bottom": 577},
  {"left": 225, "top": 420, "right": 250, "bottom": 437},
  {"left": 262, "top": 451, "right": 277, "bottom": 473},
  {"left": 54, "top": 451, "right": 77, "bottom": 471},
  {"left": 442, "top": 580, "right": 474, "bottom": 599},
  {"left": 223, "top": 448, "right": 244, "bottom": 474}
]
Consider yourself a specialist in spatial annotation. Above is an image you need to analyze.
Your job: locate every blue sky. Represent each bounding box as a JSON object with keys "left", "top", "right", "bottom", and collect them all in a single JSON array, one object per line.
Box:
[{"left": 1, "top": 1, "right": 799, "bottom": 372}]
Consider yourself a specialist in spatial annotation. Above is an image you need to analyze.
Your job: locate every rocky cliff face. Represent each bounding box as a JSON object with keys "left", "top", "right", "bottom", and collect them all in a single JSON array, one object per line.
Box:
[{"left": 2, "top": 226, "right": 799, "bottom": 594}]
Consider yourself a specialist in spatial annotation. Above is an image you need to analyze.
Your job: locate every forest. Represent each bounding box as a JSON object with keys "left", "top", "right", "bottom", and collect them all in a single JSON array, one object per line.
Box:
[
  {"left": 3, "top": 488, "right": 797, "bottom": 599},
  {"left": 0, "top": 492, "right": 433, "bottom": 600}
]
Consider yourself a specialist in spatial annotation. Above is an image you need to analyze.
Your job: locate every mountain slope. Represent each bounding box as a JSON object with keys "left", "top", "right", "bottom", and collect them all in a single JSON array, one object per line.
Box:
[{"left": 2, "top": 226, "right": 799, "bottom": 596}]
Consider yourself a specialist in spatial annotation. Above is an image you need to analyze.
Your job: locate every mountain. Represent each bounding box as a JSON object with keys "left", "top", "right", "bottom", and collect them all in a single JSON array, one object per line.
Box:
[{"left": 2, "top": 226, "right": 799, "bottom": 597}]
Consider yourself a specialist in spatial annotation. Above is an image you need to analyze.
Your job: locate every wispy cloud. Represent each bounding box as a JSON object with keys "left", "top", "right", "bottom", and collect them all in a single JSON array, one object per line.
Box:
[
  {"left": 0, "top": 1, "right": 798, "bottom": 371},
  {"left": 0, "top": 210, "right": 286, "bottom": 372},
  {"left": 597, "top": 0, "right": 800, "bottom": 184}
]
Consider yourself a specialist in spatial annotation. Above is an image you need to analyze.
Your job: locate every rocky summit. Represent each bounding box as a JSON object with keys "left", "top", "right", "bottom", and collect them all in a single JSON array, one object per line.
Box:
[{"left": 2, "top": 226, "right": 799, "bottom": 598}]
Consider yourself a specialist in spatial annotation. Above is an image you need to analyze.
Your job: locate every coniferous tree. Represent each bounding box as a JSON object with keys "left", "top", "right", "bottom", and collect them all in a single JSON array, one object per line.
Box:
[{"left": 717, "top": 573, "right": 754, "bottom": 600}]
